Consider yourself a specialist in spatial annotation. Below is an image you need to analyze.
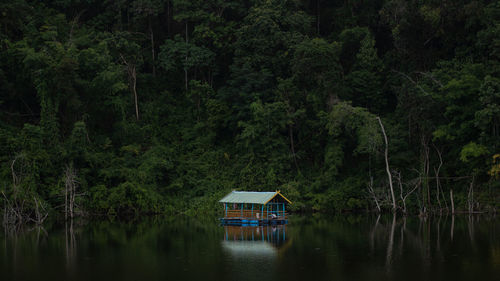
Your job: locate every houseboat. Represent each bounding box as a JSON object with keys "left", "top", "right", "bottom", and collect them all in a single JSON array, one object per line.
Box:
[{"left": 219, "top": 191, "right": 291, "bottom": 225}]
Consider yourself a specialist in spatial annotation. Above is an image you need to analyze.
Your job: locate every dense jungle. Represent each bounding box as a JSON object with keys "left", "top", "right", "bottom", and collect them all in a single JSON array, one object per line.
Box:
[{"left": 0, "top": 0, "right": 499, "bottom": 223}]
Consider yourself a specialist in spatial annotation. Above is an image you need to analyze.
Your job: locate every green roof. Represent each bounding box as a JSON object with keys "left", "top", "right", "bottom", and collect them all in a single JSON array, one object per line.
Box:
[{"left": 219, "top": 191, "right": 292, "bottom": 204}]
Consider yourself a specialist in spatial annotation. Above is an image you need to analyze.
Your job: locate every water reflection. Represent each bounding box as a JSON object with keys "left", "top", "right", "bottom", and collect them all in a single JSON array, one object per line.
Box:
[
  {"left": 385, "top": 214, "right": 396, "bottom": 272},
  {"left": 0, "top": 215, "right": 498, "bottom": 281},
  {"left": 223, "top": 225, "right": 287, "bottom": 244},
  {"left": 65, "top": 220, "right": 76, "bottom": 271},
  {"left": 366, "top": 214, "right": 499, "bottom": 281},
  {"left": 222, "top": 225, "right": 290, "bottom": 281},
  {"left": 222, "top": 225, "right": 289, "bottom": 254}
]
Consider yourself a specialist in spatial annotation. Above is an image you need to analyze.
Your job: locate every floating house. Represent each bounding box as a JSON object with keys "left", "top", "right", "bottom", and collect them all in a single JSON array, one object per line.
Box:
[{"left": 219, "top": 191, "right": 292, "bottom": 225}]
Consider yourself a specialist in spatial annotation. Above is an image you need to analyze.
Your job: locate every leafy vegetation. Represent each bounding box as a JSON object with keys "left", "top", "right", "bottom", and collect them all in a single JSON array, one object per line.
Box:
[{"left": 0, "top": 0, "right": 498, "bottom": 221}]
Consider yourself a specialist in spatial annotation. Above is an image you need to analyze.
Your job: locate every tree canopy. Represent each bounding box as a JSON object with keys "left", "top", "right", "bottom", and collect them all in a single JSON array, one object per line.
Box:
[{"left": 0, "top": 0, "right": 498, "bottom": 220}]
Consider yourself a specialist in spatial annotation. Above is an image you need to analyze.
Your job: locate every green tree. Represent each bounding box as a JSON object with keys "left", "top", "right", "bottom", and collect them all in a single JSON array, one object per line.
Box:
[{"left": 345, "top": 33, "right": 385, "bottom": 113}]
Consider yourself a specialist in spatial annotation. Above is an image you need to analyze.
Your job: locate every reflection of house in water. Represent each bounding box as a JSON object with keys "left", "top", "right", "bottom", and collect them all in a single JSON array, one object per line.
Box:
[
  {"left": 221, "top": 225, "right": 291, "bottom": 281},
  {"left": 223, "top": 225, "right": 289, "bottom": 247}
]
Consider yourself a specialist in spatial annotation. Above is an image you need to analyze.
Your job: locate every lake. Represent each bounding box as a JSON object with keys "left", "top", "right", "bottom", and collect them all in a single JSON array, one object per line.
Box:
[{"left": 1, "top": 214, "right": 498, "bottom": 281}]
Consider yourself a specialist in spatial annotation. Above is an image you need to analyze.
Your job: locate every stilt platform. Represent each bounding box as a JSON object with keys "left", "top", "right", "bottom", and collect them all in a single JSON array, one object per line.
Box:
[
  {"left": 218, "top": 190, "right": 292, "bottom": 226},
  {"left": 220, "top": 217, "right": 288, "bottom": 226}
]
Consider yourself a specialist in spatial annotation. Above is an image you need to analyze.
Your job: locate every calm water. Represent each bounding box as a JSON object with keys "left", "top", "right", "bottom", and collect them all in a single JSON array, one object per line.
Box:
[{"left": 0, "top": 214, "right": 498, "bottom": 281}]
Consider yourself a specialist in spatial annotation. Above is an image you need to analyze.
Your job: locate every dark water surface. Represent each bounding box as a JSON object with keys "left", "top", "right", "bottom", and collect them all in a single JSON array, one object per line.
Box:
[{"left": 1, "top": 214, "right": 498, "bottom": 281}]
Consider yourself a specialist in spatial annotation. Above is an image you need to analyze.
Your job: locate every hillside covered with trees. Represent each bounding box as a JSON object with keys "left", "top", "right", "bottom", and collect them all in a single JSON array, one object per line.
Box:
[{"left": 1, "top": 0, "right": 499, "bottom": 222}]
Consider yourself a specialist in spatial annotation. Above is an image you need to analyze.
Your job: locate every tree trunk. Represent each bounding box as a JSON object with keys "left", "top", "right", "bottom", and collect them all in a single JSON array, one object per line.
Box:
[
  {"left": 119, "top": 54, "right": 139, "bottom": 120},
  {"left": 185, "top": 22, "right": 188, "bottom": 91},
  {"left": 65, "top": 176, "right": 68, "bottom": 220},
  {"left": 450, "top": 189, "right": 455, "bottom": 214},
  {"left": 367, "top": 155, "right": 380, "bottom": 212},
  {"left": 377, "top": 117, "right": 397, "bottom": 212},
  {"left": 467, "top": 177, "right": 474, "bottom": 213},
  {"left": 421, "top": 135, "right": 431, "bottom": 212},
  {"left": 132, "top": 66, "right": 139, "bottom": 120},
  {"left": 395, "top": 171, "right": 406, "bottom": 214},
  {"left": 70, "top": 178, "right": 75, "bottom": 219},
  {"left": 434, "top": 145, "right": 443, "bottom": 211},
  {"left": 64, "top": 163, "right": 78, "bottom": 220},
  {"left": 289, "top": 124, "right": 299, "bottom": 172},
  {"left": 316, "top": 0, "right": 320, "bottom": 35},
  {"left": 368, "top": 176, "right": 381, "bottom": 213},
  {"left": 149, "top": 16, "right": 155, "bottom": 77},
  {"left": 166, "top": 0, "right": 171, "bottom": 38},
  {"left": 11, "top": 157, "right": 19, "bottom": 193}
]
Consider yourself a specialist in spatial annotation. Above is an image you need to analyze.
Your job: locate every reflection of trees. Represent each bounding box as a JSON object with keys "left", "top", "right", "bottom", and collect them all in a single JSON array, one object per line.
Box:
[
  {"left": 398, "top": 216, "right": 406, "bottom": 257},
  {"left": 435, "top": 215, "right": 443, "bottom": 262},
  {"left": 370, "top": 214, "right": 484, "bottom": 278},
  {"left": 369, "top": 215, "right": 380, "bottom": 253},
  {"left": 451, "top": 214, "right": 454, "bottom": 241},
  {"left": 368, "top": 214, "right": 484, "bottom": 275},
  {"left": 65, "top": 220, "right": 76, "bottom": 271},
  {"left": 467, "top": 215, "right": 476, "bottom": 251},
  {"left": 385, "top": 214, "right": 396, "bottom": 274},
  {"left": 1, "top": 223, "right": 48, "bottom": 279}
]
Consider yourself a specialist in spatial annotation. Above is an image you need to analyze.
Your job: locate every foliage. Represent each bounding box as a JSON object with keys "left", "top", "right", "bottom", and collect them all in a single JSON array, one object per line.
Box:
[{"left": 0, "top": 0, "right": 498, "bottom": 220}]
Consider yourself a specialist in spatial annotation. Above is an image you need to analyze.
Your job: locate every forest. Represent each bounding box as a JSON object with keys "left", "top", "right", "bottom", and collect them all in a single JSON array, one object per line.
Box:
[{"left": 0, "top": 0, "right": 499, "bottom": 223}]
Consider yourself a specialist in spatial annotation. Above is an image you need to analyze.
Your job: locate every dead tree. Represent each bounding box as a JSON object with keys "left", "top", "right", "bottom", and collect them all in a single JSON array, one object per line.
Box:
[
  {"left": 420, "top": 135, "right": 431, "bottom": 213},
  {"left": 450, "top": 189, "right": 455, "bottom": 214},
  {"left": 10, "top": 154, "right": 29, "bottom": 195},
  {"left": 393, "top": 170, "right": 420, "bottom": 214},
  {"left": 3, "top": 154, "right": 47, "bottom": 225},
  {"left": 433, "top": 144, "right": 444, "bottom": 212},
  {"left": 376, "top": 117, "right": 397, "bottom": 212},
  {"left": 1, "top": 191, "right": 23, "bottom": 225},
  {"left": 367, "top": 176, "right": 393, "bottom": 212},
  {"left": 467, "top": 176, "right": 475, "bottom": 214},
  {"left": 120, "top": 54, "right": 139, "bottom": 120},
  {"left": 367, "top": 176, "right": 381, "bottom": 213},
  {"left": 31, "top": 196, "right": 48, "bottom": 225},
  {"left": 2, "top": 193, "right": 47, "bottom": 226},
  {"left": 64, "top": 164, "right": 78, "bottom": 220}
]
